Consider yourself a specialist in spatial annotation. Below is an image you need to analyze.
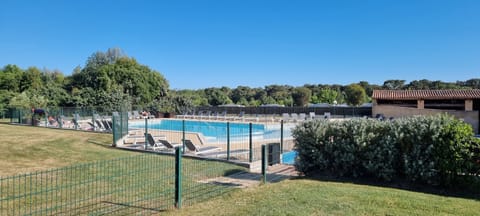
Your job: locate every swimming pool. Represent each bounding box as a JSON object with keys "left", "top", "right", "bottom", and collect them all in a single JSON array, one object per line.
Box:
[
  {"left": 282, "top": 151, "right": 298, "bottom": 165},
  {"left": 130, "top": 119, "right": 291, "bottom": 143}
]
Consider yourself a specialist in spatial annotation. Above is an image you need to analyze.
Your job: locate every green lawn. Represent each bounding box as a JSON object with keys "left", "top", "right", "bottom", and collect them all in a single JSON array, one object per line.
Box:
[
  {"left": 165, "top": 178, "right": 480, "bottom": 216},
  {"left": 0, "top": 123, "right": 137, "bottom": 176},
  {"left": 0, "top": 123, "right": 246, "bottom": 215}
]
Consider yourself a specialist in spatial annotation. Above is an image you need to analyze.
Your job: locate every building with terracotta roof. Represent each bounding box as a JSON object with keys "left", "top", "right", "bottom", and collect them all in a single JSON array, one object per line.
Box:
[{"left": 372, "top": 89, "right": 480, "bottom": 134}]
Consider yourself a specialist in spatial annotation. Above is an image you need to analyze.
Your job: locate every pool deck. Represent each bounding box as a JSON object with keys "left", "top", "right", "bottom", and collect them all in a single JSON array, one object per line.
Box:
[{"left": 116, "top": 144, "right": 299, "bottom": 188}]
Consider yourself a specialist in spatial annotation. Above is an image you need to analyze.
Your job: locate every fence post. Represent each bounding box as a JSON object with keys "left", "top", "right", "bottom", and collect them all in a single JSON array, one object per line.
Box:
[
  {"left": 112, "top": 114, "right": 117, "bottom": 147},
  {"left": 59, "top": 115, "right": 63, "bottom": 129},
  {"left": 175, "top": 147, "right": 183, "bottom": 209},
  {"left": 280, "top": 120, "right": 284, "bottom": 153},
  {"left": 261, "top": 144, "right": 267, "bottom": 184},
  {"left": 144, "top": 118, "right": 148, "bottom": 150},
  {"left": 92, "top": 112, "right": 96, "bottom": 131},
  {"left": 182, "top": 120, "right": 186, "bottom": 154},
  {"left": 227, "top": 121, "right": 230, "bottom": 161},
  {"left": 249, "top": 122, "right": 253, "bottom": 163},
  {"left": 119, "top": 112, "right": 123, "bottom": 138},
  {"left": 74, "top": 113, "right": 78, "bottom": 130}
]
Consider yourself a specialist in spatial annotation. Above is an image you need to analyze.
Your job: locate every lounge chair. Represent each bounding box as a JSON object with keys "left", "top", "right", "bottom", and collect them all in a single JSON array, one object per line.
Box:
[
  {"left": 203, "top": 111, "right": 212, "bottom": 119},
  {"left": 324, "top": 112, "right": 331, "bottom": 119},
  {"left": 233, "top": 111, "right": 245, "bottom": 121},
  {"left": 157, "top": 139, "right": 182, "bottom": 149},
  {"left": 290, "top": 113, "right": 299, "bottom": 122},
  {"left": 72, "top": 113, "right": 81, "bottom": 129},
  {"left": 282, "top": 113, "right": 290, "bottom": 122},
  {"left": 133, "top": 111, "right": 141, "bottom": 119},
  {"left": 146, "top": 133, "right": 167, "bottom": 151},
  {"left": 95, "top": 119, "right": 105, "bottom": 131},
  {"left": 298, "top": 113, "right": 306, "bottom": 121},
  {"left": 212, "top": 111, "right": 226, "bottom": 120},
  {"left": 101, "top": 119, "right": 112, "bottom": 131},
  {"left": 195, "top": 111, "right": 205, "bottom": 119},
  {"left": 308, "top": 112, "right": 316, "bottom": 120},
  {"left": 183, "top": 139, "right": 221, "bottom": 154}
]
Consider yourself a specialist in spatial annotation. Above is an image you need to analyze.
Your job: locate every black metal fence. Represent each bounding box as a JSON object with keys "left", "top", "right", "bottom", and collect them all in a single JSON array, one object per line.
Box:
[
  {"left": 0, "top": 151, "right": 248, "bottom": 215},
  {"left": 122, "top": 117, "right": 297, "bottom": 163},
  {"left": 195, "top": 106, "right": 371, "bottom": 117}
]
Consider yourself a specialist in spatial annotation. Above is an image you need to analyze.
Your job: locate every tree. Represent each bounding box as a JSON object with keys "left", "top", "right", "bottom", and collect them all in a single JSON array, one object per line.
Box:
[
  {"left": 20, "top": 67, "right": 43, "bottom": 91},
  {"left": 70, "top": 48, "right": 169, "bottom": 107},
  {"left": 317, "top": 88, "right": 338, "bottom": 104},
  {"left": 9, "top": 91, "right": 49, "bottom": 109},
  {"left": 292, "top": 87, "right": 312, "bottom": 107},
  {"left": 204, "top": 88, "right": 232, "bottom": 106},
  {"left": 0, "top": 64, "right": 23, "bottom": 92},
  {"left": 383, "top": 80, "right": 405, "bottom": 90},
  {"left": 344, "top": 84, "right": 366, "bottom": 106},
  {"left": 0, "top": 90, "right": 15, "bottom": 118},
  {"left": 265, "top": 84, "right": 292, "bottom": 104},
  {"left": 464, "top": 79, "right": 480, "bottom": 89},
  {"left": 231, "top": 86, "right": 255, "bottom": 104}
]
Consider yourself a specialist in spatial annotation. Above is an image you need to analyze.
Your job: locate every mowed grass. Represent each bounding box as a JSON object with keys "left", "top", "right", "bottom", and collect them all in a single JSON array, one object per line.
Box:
[
  {"left": 165, "top": 178, "right": 480, "bottom": 216},
  {"left": 0, "top": 123, "right": 138, "bottom": 176}
]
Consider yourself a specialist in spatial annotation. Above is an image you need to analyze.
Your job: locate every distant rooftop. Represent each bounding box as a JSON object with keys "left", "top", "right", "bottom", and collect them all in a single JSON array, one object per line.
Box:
[{"left": 372, "top": 89, "right": 480, "bottom": 100}]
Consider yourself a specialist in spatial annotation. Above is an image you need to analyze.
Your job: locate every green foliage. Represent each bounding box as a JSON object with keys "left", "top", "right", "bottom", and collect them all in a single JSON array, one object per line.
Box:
[
  {"left": 9, "top": 91, "right": 48, "bottom": 109},
  {"left": 0, "top": 64, "right": 23, "bottom": 92},
  {"left": 344, "top": 84, "right": 366, "bottom": 106},
  {"left": 313, "top": 88, "right": 338, "bottom": 104},
  {"left": 204, "top": 87, "right": 232, "bottom": 106},
  {"left": 293, "top": 115, "right": 480, "bottom": 187},
  {"left": 292, "top": 87, "right": 312, "bottom": 106},
  {"left": 0, "top": 50, "right": 477, "bottom": 110},
  {"left": 70, "top": 48, "right": 169, "bottom": 107},
  {"left": 383, "top": 79, "right": 405, "bottom": 90},
  {"left": 148, "top": 95, "right": 194, "bottom": 114}
]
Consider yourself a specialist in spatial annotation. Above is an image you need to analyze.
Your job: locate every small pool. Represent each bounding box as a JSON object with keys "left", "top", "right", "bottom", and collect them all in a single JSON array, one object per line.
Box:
[{"left": 282, "top": 151, "right": 297, "bottom": 165}]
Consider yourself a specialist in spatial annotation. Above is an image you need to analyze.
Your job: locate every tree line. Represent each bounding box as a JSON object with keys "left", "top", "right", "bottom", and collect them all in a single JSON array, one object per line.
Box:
[{"left": 1, "top": 48, "right": 479, "bottom": 116}]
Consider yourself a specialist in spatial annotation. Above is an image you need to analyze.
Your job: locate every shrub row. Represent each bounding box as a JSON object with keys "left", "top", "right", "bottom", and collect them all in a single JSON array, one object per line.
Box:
[{"left": 292, "top": 114, "right": 480, "bottom": 186}]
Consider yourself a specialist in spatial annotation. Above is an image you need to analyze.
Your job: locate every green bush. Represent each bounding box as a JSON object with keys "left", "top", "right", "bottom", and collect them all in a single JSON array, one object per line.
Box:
[{"left": 293, "top": 114, "right": 480, "bottom": 187}]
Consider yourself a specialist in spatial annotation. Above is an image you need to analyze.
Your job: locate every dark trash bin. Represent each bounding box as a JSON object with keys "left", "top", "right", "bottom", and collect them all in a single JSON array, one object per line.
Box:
[{"left": 268, "top": 143, "right": 281, "bottom": 165}]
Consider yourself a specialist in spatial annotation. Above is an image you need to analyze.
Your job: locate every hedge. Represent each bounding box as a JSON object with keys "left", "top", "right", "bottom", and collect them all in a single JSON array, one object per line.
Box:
[{"left": 293, "top": 114, "right": 480, "bottom": 187}]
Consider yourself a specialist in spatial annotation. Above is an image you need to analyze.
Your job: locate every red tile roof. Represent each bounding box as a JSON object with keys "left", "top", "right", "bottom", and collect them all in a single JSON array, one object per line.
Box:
[{"left": 372, "top": 89, "right": 480, "bottom": 100}]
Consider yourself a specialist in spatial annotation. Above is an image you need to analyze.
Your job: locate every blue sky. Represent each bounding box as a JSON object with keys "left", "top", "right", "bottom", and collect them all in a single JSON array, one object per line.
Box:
[{"left": 1, "top": 0, "right": 479, "bottom": 89}]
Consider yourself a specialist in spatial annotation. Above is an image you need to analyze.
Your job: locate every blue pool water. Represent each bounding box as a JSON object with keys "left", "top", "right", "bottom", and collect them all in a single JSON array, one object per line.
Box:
[
  {"left": 130, "top": 119, "right": 286, "bottom": 143},
  {"left": 282, "top": 151, "right": 297, "bottom": 165}
]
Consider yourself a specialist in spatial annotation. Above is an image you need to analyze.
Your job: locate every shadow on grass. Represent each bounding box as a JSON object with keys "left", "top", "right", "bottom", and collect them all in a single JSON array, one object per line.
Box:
[
  {"left": 87, "top": 139, "right": 117, "bottom": 149},
  {"left": 101, "top": 201, "right": 168, "bottom": 213},
  {"left": 294, "top": 171, "right": 480, "bottom": 201},
  {"left": 223, "top": 168, "right": 247, "bottom": 176}
]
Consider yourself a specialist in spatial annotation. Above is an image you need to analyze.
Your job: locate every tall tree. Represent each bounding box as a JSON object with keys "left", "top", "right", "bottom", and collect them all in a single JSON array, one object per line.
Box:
[
  {"left": 383, "top": 80, "right": 405, "bottom": 90},
  {"left": 0, "top": 64, "right": 23, "bottom": 92},
  {"left": 204, "top": 88, "right": 232, "bottom": 106},
  {"left": 317, "top": 88, "right": 338, "bottom": 104},
  {"left": 292, "top": 87, "right": 312, "bottom": 107},
  {"left": 20, "top": 67, "right": 42, "bottom": 91},
  {"left": 344, "top": 84, "right": 366, "bottom": 106}
]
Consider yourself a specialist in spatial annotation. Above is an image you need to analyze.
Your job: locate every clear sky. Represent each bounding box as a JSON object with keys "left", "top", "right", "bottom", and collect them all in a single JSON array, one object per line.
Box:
[{"left": 1, "top": 0, "right": 479, "bottom": 89}]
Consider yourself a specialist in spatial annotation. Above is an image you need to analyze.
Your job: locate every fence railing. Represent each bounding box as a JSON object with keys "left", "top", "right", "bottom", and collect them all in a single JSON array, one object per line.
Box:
[
  {"left": 0, "top": 151, "right": 248, "bottom": 215},
  {"left": 9, "top": 107, "right": 117, "bottom": 133},
  {"left": 123, "top": 117, "right": 297, "bottom": 163},
  {"left": 194, "top": 106, "right": 372, "bottom": 118}
]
